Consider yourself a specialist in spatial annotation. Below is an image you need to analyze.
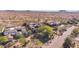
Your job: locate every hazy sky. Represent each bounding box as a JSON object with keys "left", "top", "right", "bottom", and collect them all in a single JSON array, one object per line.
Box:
[{"left": 0, "top": 0, "right": 79, "bottom": 11}]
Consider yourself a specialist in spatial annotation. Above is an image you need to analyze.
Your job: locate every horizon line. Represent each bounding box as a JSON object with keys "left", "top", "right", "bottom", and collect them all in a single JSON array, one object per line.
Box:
[{"left": 0, "top": 10, "right": 79, "bottom": 12}]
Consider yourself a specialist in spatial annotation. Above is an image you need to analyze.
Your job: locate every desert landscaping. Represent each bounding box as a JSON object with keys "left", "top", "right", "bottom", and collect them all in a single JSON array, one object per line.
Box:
[{"left": 0, "top": 10, "right": 78, "bottom": 48}]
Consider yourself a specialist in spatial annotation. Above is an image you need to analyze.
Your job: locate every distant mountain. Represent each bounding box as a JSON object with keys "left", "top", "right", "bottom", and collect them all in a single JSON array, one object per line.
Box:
[{"left": 59, "top": 10, "right": 67, "bottom": 12}]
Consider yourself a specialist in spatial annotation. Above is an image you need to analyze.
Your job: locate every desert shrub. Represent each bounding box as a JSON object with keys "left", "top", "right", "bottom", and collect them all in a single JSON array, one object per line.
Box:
[
  {"left": 0, "top": 36, "right": 8, "bottom": 43},
  {"left": 19, "top": 38, "right": 26, "bottom": 44},
  {"left": 72, "top": 28, "right": 79, "bottom": 37},
  {"left": 0, "top": 32, "right": 3, "bottom": 36},
  {"left": 28, "top": 30, "right": 32, "bottom": 36},
  {"left": 63, "top": 37, "right": 72, "bottom": 48},
  {"left": 34, "top": 39, "right": 43, "bottom": 46},
  {"left": 26, "top": 39, "right": 43, "bottom": 48},
  {"left": 0, "top": 45, "right": 4, "bottom": 48}
]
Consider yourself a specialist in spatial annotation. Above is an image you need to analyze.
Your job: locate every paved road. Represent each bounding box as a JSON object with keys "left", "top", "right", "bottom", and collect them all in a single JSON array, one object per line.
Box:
[{"left": 42, "top": 26, "right": 76, "bottom": 48}]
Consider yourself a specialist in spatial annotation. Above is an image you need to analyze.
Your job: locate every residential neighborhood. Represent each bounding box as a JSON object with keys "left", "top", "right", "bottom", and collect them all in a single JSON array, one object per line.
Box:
[{"left": 0, "top": 11, "right": 78, "bottom": 48}]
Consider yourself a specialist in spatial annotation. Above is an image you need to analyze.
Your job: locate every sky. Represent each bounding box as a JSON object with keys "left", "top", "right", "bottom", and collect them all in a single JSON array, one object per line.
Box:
[{"left": 0, "top": 0, "right": 79, "bottom": 11}]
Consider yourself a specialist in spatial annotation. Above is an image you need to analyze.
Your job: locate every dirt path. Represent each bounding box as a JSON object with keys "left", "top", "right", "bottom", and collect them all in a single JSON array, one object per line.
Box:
[
  {"left": 42, "top": 26, "right": 76, "bottom": 48},
  {"left": 25, "top": 35, "right": 33, "bottom": 41},
  {"left": 10, "top": 41, "right": 21, "bottom": 48}
]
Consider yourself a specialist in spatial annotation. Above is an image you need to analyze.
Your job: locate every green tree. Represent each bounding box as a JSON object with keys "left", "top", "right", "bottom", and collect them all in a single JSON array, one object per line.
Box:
[
  {"left": 14, "top": 34, "right": 24, "bottom": 39},
  {"left": 38, "top": 25, "right": 53, "bottom": 36},
  {"left": 35, "top": 25, "right": 54, "bottom": 43}
]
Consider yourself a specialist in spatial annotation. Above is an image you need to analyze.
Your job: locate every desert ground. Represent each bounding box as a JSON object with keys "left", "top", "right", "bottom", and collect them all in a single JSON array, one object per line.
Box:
[{"left": 0, "top": 10, "right": 78, "bottom": 48}]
